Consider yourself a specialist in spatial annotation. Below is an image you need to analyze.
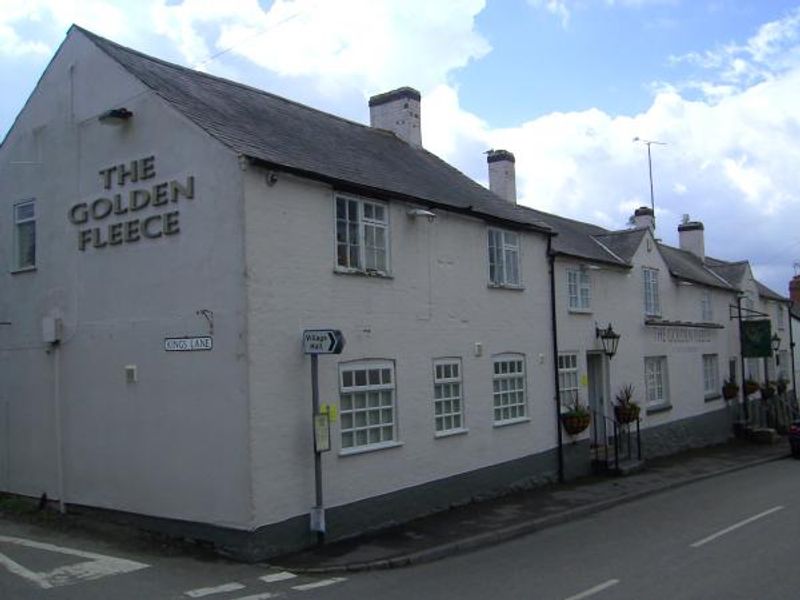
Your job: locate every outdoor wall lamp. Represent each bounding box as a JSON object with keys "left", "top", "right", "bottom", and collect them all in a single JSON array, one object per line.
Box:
[
  {"left": 596, "top": 323, "right": 621, "bottom": 359},
  {"left": 98, "top": 107, "right": 133, "bottom": 125},
  {"left": 772, "top": 333, "right": 781, "bottom": 364}
]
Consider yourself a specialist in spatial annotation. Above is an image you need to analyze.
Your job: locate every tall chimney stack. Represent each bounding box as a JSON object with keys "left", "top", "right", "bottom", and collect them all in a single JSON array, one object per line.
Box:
[
  {"left": 487, "top": 149, "right": 517, "bottom": 204},
  {"left": 678, "top": 215, "right": 705, "bottom": 261},
  {"left": 368, "top": 87, "right": 421, "bottom": 147},
  {"left": 790, "top": 273, "right": 800, "bottom": 304}
]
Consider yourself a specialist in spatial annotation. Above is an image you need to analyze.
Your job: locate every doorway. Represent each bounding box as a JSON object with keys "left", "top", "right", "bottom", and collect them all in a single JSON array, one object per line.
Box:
[{"left": 587, "top": 352, "right": 607, "bottom": 445}]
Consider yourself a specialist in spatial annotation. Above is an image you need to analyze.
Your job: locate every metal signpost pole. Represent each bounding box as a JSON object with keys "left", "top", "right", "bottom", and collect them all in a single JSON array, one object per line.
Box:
[
  {"left": 737, "top": 295, "right": 748, "bottom": 422},
  {"left": 310, "top": 353, "right": 324, "bottom": 544}
]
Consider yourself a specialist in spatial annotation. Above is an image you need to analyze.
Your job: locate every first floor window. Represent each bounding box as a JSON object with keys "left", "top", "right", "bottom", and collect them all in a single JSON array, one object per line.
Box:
[
  {"left": 558, "top": 353, "right": 579, "bottom": 408},
  {"left": 644, "top": 356, "right": 668, "bottom": 406},
  {"left": 14, "top": 200, "right": 36, "bottom": 270},
  {"left": 643, "top": 267, "right": 660, "bottom": 316},
  {"left": 567, "top": 268, "right": 591, "bottom": 310},
  {"left": 493, "top": 354, "right": 527, "bottom": 423},
  {"left": 335, "top": 195, "right": 389, "bottom": 274},
  {"left": 433, "top": 358, "right": 464, "bottom": 434},
  {"left": 745, "top": 357, "right": 760, "bottom": 381},
  {"left": 702, "top": 354, "right": 719, "bottom": 397},
  {"left": 701, "top": 291, "right": 713, "bottom": 322},
  {"left": 339, "top": 361, "right": 395, "bottom": 450},
  {"left": 488, "top": 228, "right": 520, "bottom": 286}
]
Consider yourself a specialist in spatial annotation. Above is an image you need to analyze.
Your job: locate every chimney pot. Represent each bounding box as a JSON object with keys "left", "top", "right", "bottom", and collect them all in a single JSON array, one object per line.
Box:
[
  {"left": 632, "top": 206, "right": 654, "bottom": 231},
  {"left": 487, "top": 149, "right": 517, "bottom": 204},
  {"left": 678, "top": 217, "right": 705, "bottom": 261},
  {"left": 368, "top": 87, "right": 422, "bottom": 147}
]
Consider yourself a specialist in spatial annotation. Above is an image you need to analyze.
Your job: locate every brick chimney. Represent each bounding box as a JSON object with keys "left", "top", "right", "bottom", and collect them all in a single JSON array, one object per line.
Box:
[
  {"left": 368, "top": 87, "right": 421, "bottom": 147},
  {"left": 790, "top": 274, "right": 800, "bottom": 304},
  {"left": 632, "top": 206, "right": 654, "bottom": 231},
  {"left": 487, "top": 149, "right": 517, "bottom": 204},
  {"left": 678, "top": 215, "right": 705, "bottom": 261}
]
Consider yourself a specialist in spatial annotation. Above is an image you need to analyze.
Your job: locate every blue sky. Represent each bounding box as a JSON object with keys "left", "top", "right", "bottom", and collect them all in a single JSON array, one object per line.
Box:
[{"left": 2, "top": 0, "right": 799, "bottom": 293}]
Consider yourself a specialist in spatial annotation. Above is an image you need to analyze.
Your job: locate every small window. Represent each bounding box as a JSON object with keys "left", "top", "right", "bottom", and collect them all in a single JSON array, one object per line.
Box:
[
  {"left": 13, "top": 200, "right": 36, "bottom": 270},
  {"left": 745, "top": 357, "right": 760, "bottom": 381},
  {"left": 492, "top": 354, "right": 527, "bottom": 424},
  {"left": 728, "top": 358, "right": 737, "bottom": 383},
  {"left": 567, "top": 268, "right": 591, "bottom": 311},
  {"left": 339, "top": 360, "right": 395, "bottom": 451},
  {"left": 777, "top": 305, "right": 785, "bottom": 330},
  {"left": 488, "top": 228, "right": 521, "bottom": 287},
  {"left": 558, "top": 353, "right": 579, "bottom": 408},
  {"left": 643, "top": 267, "right": 660, "bottom": 316},
  {"left": 702, "top": 354, "right": 719, "bottom": 398},
  {"left": 335, "top": 195, "right": 389, "bottom": 274},
  {"left": 701, "top": 290, "right": 713, "bottom": 322},
  {"left": 644, "top": 356, "right": 668, "bottom": 407},
  {"left": 433, "top": 358, "right": 465, "bottom": 435}
]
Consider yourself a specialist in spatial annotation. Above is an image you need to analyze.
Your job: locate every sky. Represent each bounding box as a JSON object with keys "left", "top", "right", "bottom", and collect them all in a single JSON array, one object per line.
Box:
[{"left": 2, "top": 0, "right": 800, "bottom": 294}]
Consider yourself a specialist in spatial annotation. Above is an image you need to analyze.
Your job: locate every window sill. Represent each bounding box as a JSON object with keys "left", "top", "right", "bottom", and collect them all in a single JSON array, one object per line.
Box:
[
  {"left": 646, "top": 402, "right": 672, "bottom": 415},
  {"left": 435, "top": 427, "right": 469, "bottom": 439},
  {"left": 339, "top": 440, "right": 403, "bottom": 457},
  {"left": 493, "top": 416, "right": 531, "bottom": 428},
  {"left": 334, "top": 267, "right": 393, "bottom": 280},
  {"left": 568, "top": 307, "right": 592, "bottom": 315},
  {"left": 488, "top": 283, "right": 525, "bottom": 291},
  {"left": 704, "top": 393, "right": 722, "bottom": 403},
  {"left": 10, "top": 266, "right": 37, "bottom": 275}
]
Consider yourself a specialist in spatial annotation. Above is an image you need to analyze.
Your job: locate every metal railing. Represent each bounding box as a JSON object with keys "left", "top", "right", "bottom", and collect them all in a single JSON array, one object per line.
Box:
[
  {"left": 591, "top": 408, "right": 642, "bottom": 474},
  {"left": 738, "top": 390, "right": 799, "bottom": 433}
]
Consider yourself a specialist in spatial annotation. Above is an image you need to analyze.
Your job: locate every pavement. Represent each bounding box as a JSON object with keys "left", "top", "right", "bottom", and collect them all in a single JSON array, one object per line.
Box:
[{"left": 274, "top": 439, "right": 792, "bottom": 573}]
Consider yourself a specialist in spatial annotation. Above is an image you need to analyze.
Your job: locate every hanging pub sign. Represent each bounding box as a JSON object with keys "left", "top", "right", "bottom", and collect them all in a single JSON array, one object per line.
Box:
[{"left": 741, "top": 319, "right": 772, "bottom": 357}]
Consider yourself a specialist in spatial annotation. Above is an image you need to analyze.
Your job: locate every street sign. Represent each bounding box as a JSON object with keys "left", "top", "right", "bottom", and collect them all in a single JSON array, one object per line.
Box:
[
  {"left": 164, "top": 336, "right": 213, "bottom": 352},
  {"left": 302, "top": 329, "right": 345, "bottom": 355}
]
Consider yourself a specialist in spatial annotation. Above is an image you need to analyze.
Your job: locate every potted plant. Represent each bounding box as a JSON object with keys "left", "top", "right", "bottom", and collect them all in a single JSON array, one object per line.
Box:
[
  {"left": 722, "top": 378, "right": 739, "bottom": 400},
  {"left": 614, "top": 384, "right": 640, "bottom": 424},
  {"left": 561, "top": 398, "right": 591, "bottom": 436},
  {"left": 777, "top": 378, "right": 788, "bottom": 395},
  {"left": 743, "top": 378, "right": 760, "bottom": 396},
  {"left": 761, "top": 382, "right": 776, "bottom": 400}
]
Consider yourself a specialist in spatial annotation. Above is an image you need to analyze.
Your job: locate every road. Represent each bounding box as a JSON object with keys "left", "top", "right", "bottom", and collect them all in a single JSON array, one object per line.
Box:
[{"left": 1, "top": 458, "right": 798, "bottom": 599}]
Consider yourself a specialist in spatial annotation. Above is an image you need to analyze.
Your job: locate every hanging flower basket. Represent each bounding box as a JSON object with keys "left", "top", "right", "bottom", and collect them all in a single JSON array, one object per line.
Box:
[
  {"left": 722, "top": 381, "right": 739, "bottom": 400},
  {"left": 614, "top": 404, "right": 640, "bottom": 424},
  {"left": 561, "top": 411, "right": 591, "bottom": 436},
  {"left": 743, "top": 379, "right": 760, "bottom": 396},
  {"left": 761, "top": 384, "right": 775, "bottom": 401}
]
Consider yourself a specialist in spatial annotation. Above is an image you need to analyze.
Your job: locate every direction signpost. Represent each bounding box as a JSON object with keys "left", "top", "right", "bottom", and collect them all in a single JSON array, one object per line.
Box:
[{"left": 302, "top": 329, "right": 345, "bottom": 541}]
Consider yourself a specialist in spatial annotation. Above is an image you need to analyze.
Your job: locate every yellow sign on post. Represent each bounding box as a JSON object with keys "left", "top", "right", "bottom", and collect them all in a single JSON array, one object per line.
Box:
[{"left": 314, "top": 414, "right": 331, "bottom": 453}]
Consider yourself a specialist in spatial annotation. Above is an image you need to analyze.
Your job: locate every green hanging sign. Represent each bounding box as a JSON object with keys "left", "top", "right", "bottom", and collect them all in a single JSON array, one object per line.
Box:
[{"left": 741, "top": 319, "right": 772, "bottom": 358}]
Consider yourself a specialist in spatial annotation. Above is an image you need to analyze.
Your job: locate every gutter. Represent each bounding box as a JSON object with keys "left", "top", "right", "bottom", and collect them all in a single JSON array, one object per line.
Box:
[{"left": 547, "top": 236, "right": 564, "bottom": 483}]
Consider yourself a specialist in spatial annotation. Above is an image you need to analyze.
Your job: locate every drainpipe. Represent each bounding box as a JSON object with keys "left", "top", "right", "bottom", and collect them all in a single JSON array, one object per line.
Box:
[
  {"left": 547, "top": 236, "right": 564, "bottom": 483},
  {"left": 790, "top": 302, "right": 797, "bottom": 407},
  {"left": 52, "top": 341, "right": 65, "bottom": 513},
  {"left": 737, "top": 294, "right": 748, "bottom": 422}
]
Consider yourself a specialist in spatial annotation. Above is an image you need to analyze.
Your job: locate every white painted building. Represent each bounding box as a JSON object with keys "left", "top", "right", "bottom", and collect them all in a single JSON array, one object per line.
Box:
[{"left": 0, "top": 27, "right": 792, "bottom": 559}]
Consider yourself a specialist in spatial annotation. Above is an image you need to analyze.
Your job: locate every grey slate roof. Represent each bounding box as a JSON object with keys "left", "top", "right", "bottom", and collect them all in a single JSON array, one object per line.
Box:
[
  {"left": 755, "top": 280, "right": 789, "bottom": 302},
  {"left": 593, "top": 228, "right": 647, "bottom": 263},
  {"left": 75, "top": 26, "right": 553, "bottom": 235},
  {"left": 705, "top": 257, "right": 748, "bottom": 287},
  {"left": 657, "top": 245, "right": 734, "bottom": 290}
]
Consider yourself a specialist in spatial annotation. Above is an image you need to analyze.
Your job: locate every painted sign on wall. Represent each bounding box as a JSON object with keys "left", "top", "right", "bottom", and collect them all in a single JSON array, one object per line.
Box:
[
  {"left": 653, "top": 327, "right": 712, "bottom": 344},
  {"left": 67, "top": 155, "right": 195, "bottom": 251}
]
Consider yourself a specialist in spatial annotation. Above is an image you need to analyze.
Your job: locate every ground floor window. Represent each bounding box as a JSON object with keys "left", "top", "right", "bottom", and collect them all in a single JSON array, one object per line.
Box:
[
  {"left": 433, "top": 358, "right": 464, "bottom": 434},
  {"left": 558, "top": 353, "right": 579, "bottom": 408},
  {"left": 744, "top": 357, "right": 760, "bottom": 382},
  {"left": 644, "top": 356, "right": 668, "bottom": 407},
  {"left": 702, "top": 354, "right": 719, "bottom": 397},
  {"left": 493, "top": 354, "right": 527, "bottom": 423},
  {"left": 339, "top": 361, "right": 395, "bottom": 450}
]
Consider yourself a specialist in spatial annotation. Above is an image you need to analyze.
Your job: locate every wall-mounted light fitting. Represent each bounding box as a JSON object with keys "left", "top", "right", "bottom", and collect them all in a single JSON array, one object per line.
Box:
[
  {"left": 596, "top": 322, "right": 621, "bottom": 359},
  {"left": 98, "top": 107, "right": 133, "bottom": 125}
]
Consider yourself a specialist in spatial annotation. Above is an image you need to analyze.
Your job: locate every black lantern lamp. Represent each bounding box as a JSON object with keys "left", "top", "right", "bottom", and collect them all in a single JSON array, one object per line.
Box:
[
  {"left": 772, "top": 333, "right": 781, "bottom": 364},
  {"left": 596, "top": 323, "right": 621, "bottom": 359}
]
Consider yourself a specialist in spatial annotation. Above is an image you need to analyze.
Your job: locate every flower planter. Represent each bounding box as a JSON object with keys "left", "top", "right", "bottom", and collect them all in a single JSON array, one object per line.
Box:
[
  {"left": 722, "top": 384, "right": 739, "bottom": 400},
  {"left": 761, "top": 386, "right": 775, "bottom": 401},
  {"left": 614, "top": 404, "right": 640, "bottom": 424},
  {"left": 561, "top": 412, "right": 590, "bottom": 436},
  {"left": 743, "top": 381, "right": 760, "bottom": 396}
]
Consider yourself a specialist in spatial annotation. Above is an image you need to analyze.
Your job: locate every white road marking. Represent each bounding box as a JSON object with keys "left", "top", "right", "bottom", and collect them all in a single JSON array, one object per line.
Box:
[
  {"left": 690, "top": 505, "right": 785, "bottom": 548},
  {"left": 260, "top": 571, "right": 297, "bottom": 583},
  {"left": 563, "top": 579, "right": 620, "bottom": 600},
  {"left": 230, "top": 593, "right": 274, "bottom": 600},
  {"left": 291, "top": 577, "right": 347, "bottom": 591},
  {"left": 0, "top": 535, "right": 149, "bottom": 589},
  {"left": 185, "top": 582, "right": 246, "bottom": 597}
]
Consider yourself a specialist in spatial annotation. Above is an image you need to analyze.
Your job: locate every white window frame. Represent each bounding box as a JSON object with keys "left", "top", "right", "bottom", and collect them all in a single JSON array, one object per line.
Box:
[
  {"left": 643, "top": 267, "right": 660, "bottom": 317},
  {"left": 334, "top": 194, "right": 390, "bottom": 275},
  {"left": 488, "top": 228, "right": 521, "bottom": 287},
  {"left": 702, "top": 354, "right": 719, "bottom": 398},
  {"left": 492, "top": 353, "right": 528, "bottom": 425},
  {"left": 644, "top": 356, "right": 669, "bottom": 407},
  {"left": 13, "top": 199, "right": 36, "bottom": 271},
  {"left": 701, "top": 290, "right": 713, "bottom": 322},
  {"left": 433, "top": 358, "right": 466, "bottom": 436},
  {"left": 777, "top": 304, "right": 785, "bottom": 330},
  {"left": 567, "top": 268, "right": 591, "bottom": 311},
  {"left": 338, "top": 360, "right": 398, "bottom": 453},
  {"left": 558, "top": 353, "right": 580, "bottom": 409}
]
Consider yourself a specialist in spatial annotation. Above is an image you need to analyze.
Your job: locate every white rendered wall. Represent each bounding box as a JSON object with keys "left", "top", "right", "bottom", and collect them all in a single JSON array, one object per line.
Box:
[
  {"left": 243, "top": 168, "right": 555, "bottom": 527},
  {"left": 0, "top": 32, "right": 252, "bottom": 528}
]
